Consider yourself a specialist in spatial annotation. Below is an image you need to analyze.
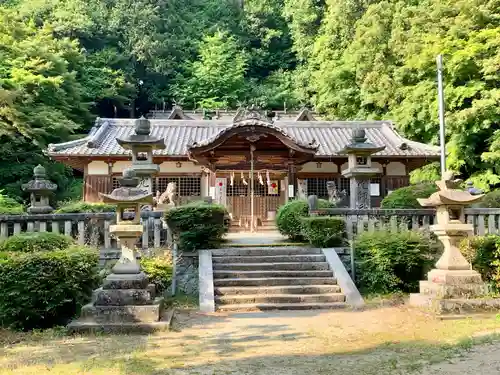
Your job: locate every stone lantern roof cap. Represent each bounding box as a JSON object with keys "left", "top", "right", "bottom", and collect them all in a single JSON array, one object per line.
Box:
[
  {"left": 21, "top": 165, "right": 58, "bottom": 193},
  {"left": 418, "top": 174, "right": 484, "bottom": 207},
  {"left": 338, "top": 128, "right": 386, "bottom": 155},
  {"left": 116, "top": 116, "right": 166, "bottom": 151},
  {"left": 99, "top": 168, "right": 153, "bottom": 204}
]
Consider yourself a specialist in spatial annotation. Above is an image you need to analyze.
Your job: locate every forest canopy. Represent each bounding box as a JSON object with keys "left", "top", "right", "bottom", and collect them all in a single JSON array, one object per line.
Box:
[{"left": 0, "top": 0, "right": 499, "bottom": 201}]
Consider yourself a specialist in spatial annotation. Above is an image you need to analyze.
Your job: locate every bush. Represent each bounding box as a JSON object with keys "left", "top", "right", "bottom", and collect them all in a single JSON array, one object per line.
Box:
[
  {"left": 0, "top": 245, "right": 99, "bottom": 330},
  {"left": 460, "top": 235, "right": 500, "bottom": 287},
  {"left": 165, "top": 201, "right": 228, "bottom": 251},
  {"left": 380, "top": 182, "right": 438, "bottom": 209},
  {"left": 141, "top": 256, "right": 173, "bottom": 293},
  {"left": 354, "top": 230, "right": 435, "bottom": 294},
  {"left": 300, "top": 216, "right": 346, "bottom": 247},
  {"left": 276, "top": 199, "right": 333, "bottom": 241},
  {"left": 0, "top": 232, "right": 74, "bottom": 253},
  {"left": 0, "top": 191, "right": 24, "bottom": 215},
  {"left": 472, "top": 190, "right": 500, "bottom": 208},
  {"left": 55, "top": 201, "right": 115, "bottom": 213}
]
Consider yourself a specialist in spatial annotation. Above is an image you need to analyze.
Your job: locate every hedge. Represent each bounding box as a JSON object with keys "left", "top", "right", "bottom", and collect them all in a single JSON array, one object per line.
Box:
[
  {"left": 0, "top": 245, "right": 99, "bottom": 330},
  {"left": 460, "top": 235, "right": 500, "bottom": 289},
  {"left": 354, "top": 230, "right": 436, "bottom": 294},
  {"left": 300, "top": 216, "right": 346, "bottom": 247},
  {"left": 276, "top": 199, "right": 333, "bottom": 241},
  {"left": 55, "top": 201, "right": 115, "bottom": 213},
  {"left": 165, "top": 201, "right": 228, "bottom": 251},
  {"left": 472, "top": 190, "right": 500, "bottom": 208},
  {"left": 0, "top": 232, "right": 74, "bottom": 253},
  {"left": 0, "top": 191, "right": 24, "bottom": 215},
  {"left": 380, "top": 182, "right": 438, "bottom": 209},
  {"left": 140, "top": 257, "right": 173, "bottom": 293}
]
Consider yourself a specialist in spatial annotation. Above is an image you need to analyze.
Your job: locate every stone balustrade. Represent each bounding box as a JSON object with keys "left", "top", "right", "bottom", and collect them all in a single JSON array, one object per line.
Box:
[
  {"left": 309, "top": 204, "right": 500, "bottom": 240},
  {"left": 0, "top": 211, "right": 167, "bottom": 251}
]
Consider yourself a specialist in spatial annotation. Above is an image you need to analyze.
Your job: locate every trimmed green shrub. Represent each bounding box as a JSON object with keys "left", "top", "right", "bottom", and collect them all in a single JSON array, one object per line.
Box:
[
  {"left": 380, "top": 182, "right": 438, "bottom": 209},
  {"left": 354, "top": 230, "right": 436, "bottom": 294},
  {"left": 55, "top": 201, "right": 115, "bottom": 213},
  {"left": 276, "top": 199, "right": 333, "bottom": 241},
  {"left": 300, "top": 216, "right": 346, "bottom": 247},
  {"left": 472, "top": 190, "right": 500, "bottom": 208},
  {"left": 0, "top": 191, "right": 24, "bottom": 215},
  {"left": 460, "top": 235, "right": 500, "bottom": 288},
  {"left": 141, "top": 257, "right": 173, "bottom": 293},
  {"left": 0, "top": 232, "right": 74, "bottom": 253},
  {"left": 0, "top": 245, "right": 99, "bottom": 330},
  {"left": 165, "top": 201, "right": 228, "bottom": 251}
]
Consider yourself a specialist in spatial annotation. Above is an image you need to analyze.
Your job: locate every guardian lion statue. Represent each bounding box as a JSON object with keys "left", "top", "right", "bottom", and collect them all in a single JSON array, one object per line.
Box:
[{"left": 155, "top": 182, "right": 178, "bottom": 207}]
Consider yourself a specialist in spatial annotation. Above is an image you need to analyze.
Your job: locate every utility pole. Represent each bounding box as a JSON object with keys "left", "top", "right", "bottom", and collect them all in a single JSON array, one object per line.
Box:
[{"left": 437, "top": 55, "right": 447, "bottom": 178}]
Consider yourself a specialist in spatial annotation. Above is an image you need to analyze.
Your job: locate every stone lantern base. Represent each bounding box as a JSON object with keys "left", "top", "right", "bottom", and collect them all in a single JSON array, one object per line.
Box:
[{"left": 68, "top": 231, "right": 172, "bottom": 333}]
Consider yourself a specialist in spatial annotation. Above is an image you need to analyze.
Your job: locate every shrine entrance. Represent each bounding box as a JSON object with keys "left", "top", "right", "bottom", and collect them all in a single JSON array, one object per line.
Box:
[{"left": 187, "top": 114, "right": 318, "bottom": 232}]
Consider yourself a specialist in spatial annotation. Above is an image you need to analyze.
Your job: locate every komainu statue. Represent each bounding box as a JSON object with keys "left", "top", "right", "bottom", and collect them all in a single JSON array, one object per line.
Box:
[
  {"left": 155, "top": 182, "right": 178, "bottom": 207},
  {"left": 326, "top": 181, "right": 346, "bottom": 206}
]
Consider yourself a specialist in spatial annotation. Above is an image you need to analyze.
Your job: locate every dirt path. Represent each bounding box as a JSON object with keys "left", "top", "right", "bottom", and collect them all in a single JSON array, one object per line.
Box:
[{"left": 2, "top": 306, "right": 500, "bottom": 374}]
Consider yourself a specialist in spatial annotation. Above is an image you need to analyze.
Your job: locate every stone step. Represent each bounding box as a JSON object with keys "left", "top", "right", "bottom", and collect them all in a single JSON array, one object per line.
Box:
[
  {"left": 214, "top": 277, "right": 337, "bottom": 287},
  {"left": 214, "top": 270, "right": 334, "bottom": 279},
  {"left": 213, "top": 262, "right": 330, "bottom": 271},
  {"left": 80, "top": 299, "right": 163, "bottom": 323},
  {"left": 212, "top": 254, "right": 326, "bottom": 264},
  {"left": 216, "top": 293, "right": 346, "bottom": 305},
  {"left": 217, "top": 302, "right": 348, "bottom": 312},
  {"left": 215, "top": 285, "right": 342, "bottom": 295},
  {"left": 212, "top": 247, "right": 321, "bottom": 256}
]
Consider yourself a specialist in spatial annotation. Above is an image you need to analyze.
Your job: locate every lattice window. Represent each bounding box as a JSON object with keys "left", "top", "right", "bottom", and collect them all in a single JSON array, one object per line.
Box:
[
  {"left": 112, "top": 177, "right": 120, "bottom": 190},
  {"left": 153, "top": 176, "right": 201, "bottom": 199},
  {"left": 228, "top": 182, "right": 248, "bottom": 197},
  {"left": 306, "top": 177, "right": 329, "bottom": 199},
  {"left": 340, "top": 177, "right": 350, "bottom": 196}
]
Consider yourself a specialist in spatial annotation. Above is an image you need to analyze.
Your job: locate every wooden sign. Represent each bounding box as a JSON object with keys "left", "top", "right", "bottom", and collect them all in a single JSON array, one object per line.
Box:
[
  {"left": 215, "top": 177, "right": 227, "bottom": 206},
  {"left": 268, "top": 180, "right": 279, "bottom": 195}
]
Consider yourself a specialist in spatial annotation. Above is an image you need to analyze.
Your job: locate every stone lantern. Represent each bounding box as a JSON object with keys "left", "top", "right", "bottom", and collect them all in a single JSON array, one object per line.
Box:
[
  {"left": 22, "top": 165, "right": 57, "bottom": 214},
  {"left": 410, "top": 176, "right": 489, "bottom": 312},
  {"left": 339, "top": 129, "right": 385, "bottom": 209},
  {"left": 116, "top": 116, "right": 166, "bottom": 195},
  {"left": 68, "top": 168, "right": 166, "bottom": 332}
]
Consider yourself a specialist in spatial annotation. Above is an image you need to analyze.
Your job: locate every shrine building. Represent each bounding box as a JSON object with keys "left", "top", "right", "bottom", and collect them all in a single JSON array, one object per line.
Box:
[{"left": 47, "top": 107, "right": 439, "bottom": 222}]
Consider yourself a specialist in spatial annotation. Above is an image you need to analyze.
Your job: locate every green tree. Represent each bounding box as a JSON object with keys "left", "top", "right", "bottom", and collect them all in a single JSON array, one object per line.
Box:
[{"left": 174, "top": 31, "right": 248, "bottom": 108}]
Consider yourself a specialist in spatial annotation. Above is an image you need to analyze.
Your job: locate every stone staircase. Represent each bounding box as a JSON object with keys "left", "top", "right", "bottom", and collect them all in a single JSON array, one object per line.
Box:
[{"left": 211, "top": 247, "right": 347, "bottom": 311}]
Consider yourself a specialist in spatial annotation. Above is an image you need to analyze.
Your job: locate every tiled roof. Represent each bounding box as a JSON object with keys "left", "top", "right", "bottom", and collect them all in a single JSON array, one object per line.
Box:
[{"left": 47, "top": 118, "right": 439, "bottom": 158}]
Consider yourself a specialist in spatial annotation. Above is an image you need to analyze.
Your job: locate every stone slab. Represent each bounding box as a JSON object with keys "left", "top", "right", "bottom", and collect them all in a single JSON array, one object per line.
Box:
[
  {"left": 68, "top": 308, "right": 174, "bottom": 334},
  {"left": 427, "top": 269, "right": 483, "bottom": 285},
  {"left": 418, "top": 280, "right": 489, "bottom": 299},
  {"left": 93, "top": 287, "right": 154, "bottom": 306},
  {"left": 199, "top": 250, "right": 215, "bottom": 313},
  {"left": 80, "top": 298, "right": 163, "bottom": 323},
  {"left": 322, "top": 248, "right": 364, "bottom": 308},
  {"left": 409, "top": 294, "right": 500, "bottom": 314},
  {"left": 102, "top": 272, "right": 149, "bottom": 290}
]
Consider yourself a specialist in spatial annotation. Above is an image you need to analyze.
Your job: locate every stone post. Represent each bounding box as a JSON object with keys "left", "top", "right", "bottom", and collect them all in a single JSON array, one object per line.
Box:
[
  {"left": 22, "top": 165, "right": 57, "bottom": 214},
  {"left": 338, "top": 129, "right": 385, "bottom": 209}
]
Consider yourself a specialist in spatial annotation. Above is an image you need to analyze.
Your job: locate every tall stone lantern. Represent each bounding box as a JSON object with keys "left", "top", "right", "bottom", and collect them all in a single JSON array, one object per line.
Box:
[
  {"left": 68, "top": 168, "right": 166, "bottom": 332},
  {"left": 339, "top": 129, "right": 385, "bottom": 209},
  {"left": 22, "top": 165, "right": 57, "bottom": 214},
  {"left": 116, "top": 116, "right": 166, "bottom": 195},
  {"left": 410, "top": 177, "right": 489, "bottom": 313}
]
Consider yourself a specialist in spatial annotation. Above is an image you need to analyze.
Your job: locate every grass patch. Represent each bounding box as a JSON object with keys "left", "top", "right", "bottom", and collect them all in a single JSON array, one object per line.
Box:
[{"left": 164, "top": 292, "right": 198, "bottom": 309}]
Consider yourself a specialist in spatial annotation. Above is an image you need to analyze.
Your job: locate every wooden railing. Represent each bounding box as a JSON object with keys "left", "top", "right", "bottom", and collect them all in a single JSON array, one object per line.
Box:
[
  {"left": 0, "top": 211, "right": 168, "bottom": 250},
  {"left": 309, "top": 206, "right": 500, "bottom": 240}
]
